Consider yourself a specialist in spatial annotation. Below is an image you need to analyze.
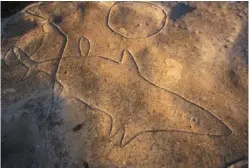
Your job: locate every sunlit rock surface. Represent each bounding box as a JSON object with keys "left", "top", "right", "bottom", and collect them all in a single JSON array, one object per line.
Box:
[{"left": 1, "top": 2, "right": 248, "bottom": 168}]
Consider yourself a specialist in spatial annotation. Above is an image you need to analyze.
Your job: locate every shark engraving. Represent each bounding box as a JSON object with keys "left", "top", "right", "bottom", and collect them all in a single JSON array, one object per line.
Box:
[
  {"left": 55, "top": 50, "right": 232, "bottom": 147},
  {"left": 10, "top": 12, "right": 232, "bottom": 147}
]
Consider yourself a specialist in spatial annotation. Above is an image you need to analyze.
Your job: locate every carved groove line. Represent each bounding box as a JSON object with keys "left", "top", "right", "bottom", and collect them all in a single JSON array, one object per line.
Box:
[
  {"left": 107, "top": 2, "right": 168, "bottom": 39},
  {"left": 12, "top": 46, "right": 60, "bottom": 82},
  {"left": 24, "top": 7, "right": 232, "bottom": 148},
  {"left": 25, "top": 10, "right": 68, "bottom": 118},
  {"left": 55, "top": 51, "right": 232, "bottom": 138},
  {"left": 46, "top": 23, "right": 67, "bottom": 117},
  {"left": 29, "top": 33, "right": 47, "bottom": 58},
  {"left": 12, "top": 46, "right": 39, "bottom": 81},
  {"left": 46, "top": 49, "right": 232, "bottom": 147},
  {"left": 57, "top": 97, "right": 113, "bottom": 137},
  {"left": 120, "top": 129, "right": 210, "bottom": 148},
  {"left": 51, "top": 50, "right": 232, "bottom": 147},
  {"left": 26, "top": 10, "right": 67, "bottom": 166},
  {"left": 124, "top": 49, "right": 233, "bottom": 136},
  {"left": 58, "top": 93, "right": 231, "bottom": 147},
  {"left": 78, "top": 37, "right": 82, "bottom": 57},
  {"left": 3, "top": 11, "right": 47, "bottom": 68},
  {"left": 79, "top": 36, "right": 91, "bottom": 57}
]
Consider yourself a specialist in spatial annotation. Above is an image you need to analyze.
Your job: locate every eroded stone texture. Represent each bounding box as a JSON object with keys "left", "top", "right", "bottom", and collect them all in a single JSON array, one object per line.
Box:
[{"left": 1, "top": 2, "right": 248, "bottom": 168}]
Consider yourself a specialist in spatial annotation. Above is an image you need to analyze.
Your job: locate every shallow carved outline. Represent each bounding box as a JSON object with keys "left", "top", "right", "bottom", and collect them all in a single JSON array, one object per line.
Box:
[
  {"left": 7, "top": 3, "right": 233, "bottom": 148},
  {"left": 107, "top": 2, "right": 168, "bottom": 39},
  {"left": 55, "top": 50, "right": 232, "bottom": 147},
  {"left": 11, "top": 46, "right": 60, "bottom": 81},
  {"left": 79, "top": 36, "right": 91, "bottom": 57}
]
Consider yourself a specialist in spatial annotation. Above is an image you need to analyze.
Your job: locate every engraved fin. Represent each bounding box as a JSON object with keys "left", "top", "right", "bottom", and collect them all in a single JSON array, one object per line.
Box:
[
  {"left": 54, "top": 81, "right": 64, "bottom": 103},
  {"left": 13, "top": 47, "right": 40, "bottom": 81},
  {"left": 13, "top": 47, "right": 36, "bottom": 67},
  {"left": 110, "top": 128, "right": 125, "bottom": 147},
  {"left": 22, "top": 68, "right": 40, "bottom": 81},
  {"left": 120, "top": 50, "right": 139, "bottom": 73},
  {"left": 80, "top": 36, "right": 90, "bottom": 57}
]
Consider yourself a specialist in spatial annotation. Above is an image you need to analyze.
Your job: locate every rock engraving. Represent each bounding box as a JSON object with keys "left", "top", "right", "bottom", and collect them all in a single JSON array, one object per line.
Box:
[
  {"left": 108, "top": 2, "right": 167, "bottom": 39},
  {"left": 56, "top": 50, "right": 232, "bottom": 146}
]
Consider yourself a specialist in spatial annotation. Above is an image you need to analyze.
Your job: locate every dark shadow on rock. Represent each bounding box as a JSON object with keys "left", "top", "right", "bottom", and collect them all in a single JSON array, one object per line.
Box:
[
  {"left": 1, "top": 1, "right": 35, "bottom": 18},
  {"left": 1, "top": 68, "right": 55, "bottom": 167},
  {"left": 1, "top": 10, "right": 111, "bottom": 166},
  {"left": 229, "top": 23, "right": 248, "bottom": 65},
  {"left": 170, "top": 2, "right": 196, "bottom": 22},
  {"left": 2, "top": 14, "right": 37, "bottom": 39},
  {"left": 226, "top": 22, "right": 248, "bottom": 91}
]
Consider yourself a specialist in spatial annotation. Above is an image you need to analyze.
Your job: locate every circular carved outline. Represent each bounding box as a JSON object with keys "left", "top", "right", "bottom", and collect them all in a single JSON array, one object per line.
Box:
[{"left": 107, "top": 2, "right": 168, "bottom": 39}]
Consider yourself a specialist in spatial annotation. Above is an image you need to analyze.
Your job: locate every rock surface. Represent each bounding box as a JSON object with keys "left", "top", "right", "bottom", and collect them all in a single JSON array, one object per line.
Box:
[{"left": 1, "top": 2, "right": 248, "bottom": 168}]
